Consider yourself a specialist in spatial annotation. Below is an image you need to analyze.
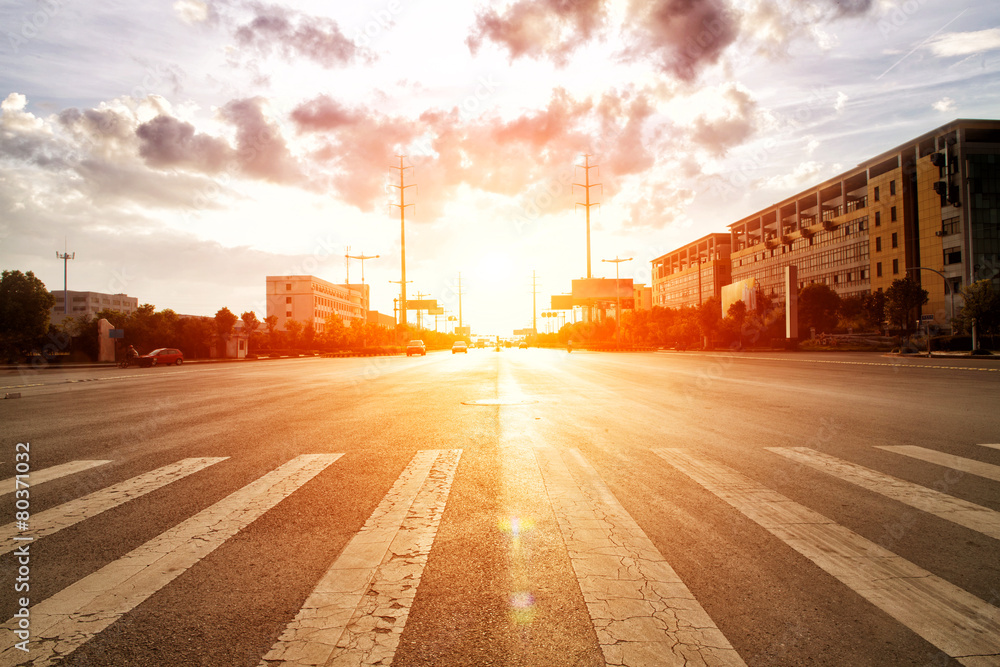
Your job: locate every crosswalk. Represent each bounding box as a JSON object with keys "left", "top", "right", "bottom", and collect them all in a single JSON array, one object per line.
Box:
[{"left": 3, "top": 443, "right": 999, "bottom": 666}]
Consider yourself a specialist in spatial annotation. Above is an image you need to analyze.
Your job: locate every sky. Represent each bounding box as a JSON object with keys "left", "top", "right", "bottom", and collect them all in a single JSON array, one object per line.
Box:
[{"left": 2, "top": 0, "right": 999, "bottom": 336}]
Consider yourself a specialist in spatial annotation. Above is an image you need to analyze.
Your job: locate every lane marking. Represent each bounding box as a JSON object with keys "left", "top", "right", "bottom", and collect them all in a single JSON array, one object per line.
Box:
[
  {"left": 1, "top": 460, "right": 110, "bottom": 497},
  {"left": 654, "top": 448, "right": 1000, "bottom": 665},
  {"left": 767, "top": 448, "right": 1000, "bottom": 541},
  {"left": 0, "top": 458, "right": 228, "bottom": 555},
  {"left": 877, "top": 446, "right": 1000, "bottom": 483},
  {"left": 0, "top": 454, "right": 342, "bottom": 667},
  {"left": 535, "top": 447, "right": 746, "bottom": 667},
  {"left": 980, "top": 444, "right": 1000, "bottom": 451},
  {"left": 260, "top": 449, "right": 462, "bottom": 667},
  {"left": 653, "top": 351, "right": 1000, "bottom": 372}
]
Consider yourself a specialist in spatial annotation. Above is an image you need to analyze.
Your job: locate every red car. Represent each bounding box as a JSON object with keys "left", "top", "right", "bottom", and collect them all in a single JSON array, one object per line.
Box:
[{"left": 139, "top": 348, "right": 184, "bottom": 367}]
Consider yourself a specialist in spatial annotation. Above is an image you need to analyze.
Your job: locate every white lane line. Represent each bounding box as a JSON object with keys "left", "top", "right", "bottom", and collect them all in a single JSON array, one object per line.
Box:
[
  {"left": 259, "top": 449, "right": 461, "bottom": 667},
  {"left": 979, "top": 444, "right": 1000, "bottom": 451},
  {"left": 767, "top": 448, "right": 1000, "bottom": 541},
  {"left": 654, "top": 449, "right": 1000, "bottom": 666},
  {"left": 0, "top": 460, "right": 110, "bottom": 497},
  {"left": 535, "top": 447, "right": 746, "bottom": 667},
  {"left": 877, "top": 445, "right": 1000, "bottom": 483},
  {"left": 0, "top": 458, "right": 228, "bottom": 555},
  {"left": 0, "top": 454, "right": 342, "bottom": 667}
]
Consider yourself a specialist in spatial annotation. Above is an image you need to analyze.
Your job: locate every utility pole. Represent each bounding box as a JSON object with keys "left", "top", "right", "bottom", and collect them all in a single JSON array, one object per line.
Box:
[
  {"left": 457, "top": 272, "right": 464, "bottom": 329},
  {"left": 390, "top": 280, "right": 412, "bottom": 339},
  {"left": 574, "top": 155, "right": 601, "bottom": 280},
  {"left": 415, "top": 291, "right": 429, "bottom": 331},
  {"left": 389, "top": 156, "right": 416, "bottom": 327},
  {"left": 346, "top": 251, "right": 379, "bottom": 314},
  {"left": 56, "top": 242, "right": 75, "bottom": 315},
  {"left": 530, "top": 270, "right": 540, "bottom": 339}
]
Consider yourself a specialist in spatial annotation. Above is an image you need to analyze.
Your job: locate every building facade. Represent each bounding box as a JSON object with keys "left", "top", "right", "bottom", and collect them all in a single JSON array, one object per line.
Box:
[
  {"left": 265, "top": 275, "right": 365, "bottom": 333},
  {"left": 50, "top": 290, "right": 139, "bottom": 325},
  {"left": 727, "top": 119, "right": 1000, "bottom": 322},
  {"left": 650, "top": 233, "right": 732, "bottom": 309}
]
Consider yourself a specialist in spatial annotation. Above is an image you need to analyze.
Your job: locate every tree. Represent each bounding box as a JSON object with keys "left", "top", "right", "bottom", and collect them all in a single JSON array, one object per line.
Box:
[
  {"left": 861, "top": 291, "right": 887, "bottom": 332},
  {"left": 0, "top": 270, "right": 56, "bottom": 359},
  {"left": 955, "top": 279, "right": 1000, "bottom": 340},
  {"left": 885, "top": 276, "right": 928, "bottom": 340},
  {"left": 798, "top": 283, "right": 842, "bottom": 334},
  {"left": 214, "top": 307, "right": 238, "bottom": 338},
  {"left": 697, "top": 297, "right": 723, "bottom": 348},
  {"left": 240, "top": 311, "right": 260, "bottom": 353}
]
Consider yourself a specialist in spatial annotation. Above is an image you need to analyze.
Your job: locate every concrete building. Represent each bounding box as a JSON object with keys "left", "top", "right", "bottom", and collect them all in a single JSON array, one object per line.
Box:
[
  {"left": 727, "top": 120, "right": 1000, "bottom": 323},
  {"left": 650, "top": 233, "right": 732, "bottom": 309},
  {"left": 632, "top": 283, "right": 653, "bottom": 311},
  {"left": 265, "top": 275, "right": 365, "bottom": 333},
  {"left": 50, "top": 290, "right": 139, "bottom": 325}
]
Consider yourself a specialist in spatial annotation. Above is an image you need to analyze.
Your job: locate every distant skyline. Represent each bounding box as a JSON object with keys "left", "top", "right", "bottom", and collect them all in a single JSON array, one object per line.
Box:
[{"left": 2, "top": 0, "right": 1000, "bottom": 334}]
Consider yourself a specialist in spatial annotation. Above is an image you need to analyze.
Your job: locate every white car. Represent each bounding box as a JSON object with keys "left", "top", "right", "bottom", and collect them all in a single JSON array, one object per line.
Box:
[{"left": 452, "top": 341, "right": 468, "bottom": 354}]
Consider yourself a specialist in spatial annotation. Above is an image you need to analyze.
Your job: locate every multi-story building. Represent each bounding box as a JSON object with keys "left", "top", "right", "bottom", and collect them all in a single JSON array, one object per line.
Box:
[
  {"left": 632, "top": 283, "right": 653, "bottom": 311},
  {"left": 265, "top": 275, "right": 365, "bottom": 333},
  {"left": 726, "top": 119, "right": 1000, "bottom": 323},
  {"left": 50, "top": 290, "right": 139, "bottom": 325},
  {"left": 650, "top": 233, "right": 732, "bottom": 309}
]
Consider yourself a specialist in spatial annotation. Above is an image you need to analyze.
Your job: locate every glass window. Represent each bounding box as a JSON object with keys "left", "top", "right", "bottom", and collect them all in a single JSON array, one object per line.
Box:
[
  {"left": 942, "top": 216, "right": 960, "bottom": 235},
  {"left": 286, "top": 283, "right": 292, "bottom": 290},
  {"left": 875, "top": 211, "right": 881, "bottom": 226},
  {"left": 944, "top": 248, "right": 962, "bottom": 265},
  {"left": 874, "top": 186, "right": 880, "bottom": 201},
  {"left": 286, "top": 296, "right": 292, "bottom": 304},
  {"left": 891, "top": 232, "right": 898, "bottom": 249},
  {"left": 890, "top": 180, "right": 896, "bottom": 196},
  {"left": 890, "top": 206, "right": 897, "bottom": 222},
  {"left": 892, "top": 259, "right": 899, "bottom": 274},
  {"left": 875, "top": 237, "right": 882, "bottom": 252},
  {"left": 876, "top": 262, "right": 882, "bottom": 277}
]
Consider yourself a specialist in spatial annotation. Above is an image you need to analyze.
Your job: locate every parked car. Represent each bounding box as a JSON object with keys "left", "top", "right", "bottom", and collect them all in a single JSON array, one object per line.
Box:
[
  {"left": 452, "top": 341, "right": 468, "bottom": 354},
  {"left": 406, "top": 340, "right": 426, "bottom": 356},
  {"left": 139, "top": 348, "right": 184, "bottom": 367}
]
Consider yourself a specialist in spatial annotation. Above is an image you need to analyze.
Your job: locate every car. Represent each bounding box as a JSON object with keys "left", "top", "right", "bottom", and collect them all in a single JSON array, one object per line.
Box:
[
  {"left": 518, "top": 341, "right": 528, "bottom": 349},
  {"left": 139, "top": 348, "right": 184, "bottom": 367},
  {"left": 406, "top": 340, "right": 426, "bottom": 356},
  {"left": 452, "top": 341, "right": 468, "bottom": 354}
]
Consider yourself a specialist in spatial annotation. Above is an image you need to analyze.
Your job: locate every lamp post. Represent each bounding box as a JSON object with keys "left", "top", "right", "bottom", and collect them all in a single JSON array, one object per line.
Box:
[
  {"left": 601, "top": 256, "right": 632, "bottom": 349},
  {"left": 906, "top": 266, "right": 950, "bottom": 357}
]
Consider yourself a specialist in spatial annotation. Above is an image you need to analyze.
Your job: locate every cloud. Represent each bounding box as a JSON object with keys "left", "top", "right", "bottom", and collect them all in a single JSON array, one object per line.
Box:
[
  {"left": 232, "top": 3, "right": 373, "bottom": 68},
  {"left": 739, "top": 0, "right": 874, "bottom": 60},
  {"left": 690, "top": 84, "right": 759, "bottom": 157},
  {"left": 933, "top": 97, "right": 956, "bottom": 113},
  {"left": 623, "top": 0, "right": 739, "bottom": 81},
  {"left": 927, "top": 28, "right": 1000, "bottom": 58},
  {"left": 136, "top": 115, "right": 232, "bottom": 172},
  {"left": 173, "top": 0, "right": 209, "bottom": 24},
  {"left": 467, "top": 0, "right": 607, "bottom": 65},
  {"left": 219, "top": 97, "right": 303, "bottom": 184}
]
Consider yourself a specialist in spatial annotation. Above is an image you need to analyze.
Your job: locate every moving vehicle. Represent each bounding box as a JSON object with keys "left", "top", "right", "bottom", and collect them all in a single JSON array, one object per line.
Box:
[
  {"left": 518, "top": 341, "right": 528, "bottom": 349},
  {"left": 452, "top": 341, "right": 468, "bottom": 354},
  {"left": 406, "top": 340, "right": 426, "bottom": 356},
  {"left": 139, "top": 348, "right": 184, "bottom": 367}
]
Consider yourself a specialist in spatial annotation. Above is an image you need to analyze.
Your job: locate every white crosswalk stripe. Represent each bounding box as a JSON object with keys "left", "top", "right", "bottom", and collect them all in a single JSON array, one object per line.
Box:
[
  {"left": 654, "top": 448, "right": 1000, "bottom": 666},
  {"left": 535, "top": 446, "right": 747, "bottom": 667},
  {"left": 260, "top": 449, "right": 461, "bottom": 667},
  {"left": 766, "top": 447, "right": 1000, "bottom": 540},
  {"left": 979, "top": 443, "right": 1000, "bottom": 451},
  {"left": 877, "top": 445, "right": 1000, "bottom": 482},
  {"left": 0, "top": 454, "right": 342, "bottom": 667},
  {"left": 0, "top": 457, "right": 228, "bottom": 555},
  {"left": 0, "top": 460, "right": 110, "bottom": 497}
]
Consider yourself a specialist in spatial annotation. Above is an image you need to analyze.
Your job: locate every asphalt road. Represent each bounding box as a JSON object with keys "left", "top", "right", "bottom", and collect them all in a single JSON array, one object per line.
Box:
[{"left": 1, "top": 349, "right": 999, "bottom": 666}]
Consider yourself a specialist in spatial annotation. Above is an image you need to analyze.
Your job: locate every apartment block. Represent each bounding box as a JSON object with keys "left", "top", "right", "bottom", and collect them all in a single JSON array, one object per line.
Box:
[
  {"left": 50, "top": 290, "right": 139, "bottom": 325},
  {"left": 650, "top": 233, "right": 732, "bottom": 309},
  {"left": 266, "top": 275, "right": 365, "bottom": 333}
]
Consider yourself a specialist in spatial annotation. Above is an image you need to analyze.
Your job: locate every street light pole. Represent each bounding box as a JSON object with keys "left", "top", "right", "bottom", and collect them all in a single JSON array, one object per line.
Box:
[
  {"left": 906, "top": 266, "right": 950, "bottom": 357},
  {"left": 601, "top": 256, "right": 632, "bottom": 349},
  {"left": 56, "top": 246, "right": 75, "bottom": 315}
]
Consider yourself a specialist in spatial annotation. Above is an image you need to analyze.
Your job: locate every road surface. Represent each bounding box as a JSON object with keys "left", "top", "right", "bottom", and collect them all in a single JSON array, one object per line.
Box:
[{"left": 1, "top": 349, "right": 999, "bottom": 666}]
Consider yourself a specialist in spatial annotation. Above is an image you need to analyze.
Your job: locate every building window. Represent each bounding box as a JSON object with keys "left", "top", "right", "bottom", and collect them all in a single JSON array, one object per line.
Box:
[
  {"left": 890, "top": 180, "right": 896, "bottom": 196},
  {"left": 876, "top": 262, "right": 883, "bottom": 277},
  {"left": 942, "top": 216, "right": 960, "bottom": 235},
  {"left": 875, "top": 237, "right": 882, "bottom": 252},
  {"left": 286, "top": 297, "right": 292, "bottom": 304},
  {"left": 890, "top": 206, "right": 897, "bottom": 222},
  {"left": 875, "top": 211, "right": 881, "bottom": 226},
  {"left": 286, "top": 311, "right": 292, "bottom": 318},
  {"left": 891, "top": 232, "right": 898, "bottom": 249},
  {"left": 892, "top": 258, "right": 899, "bottom": 274},
  {"left": 286, "top": 283, "right": 292, "bottom": 290},
  {"left": 944, "top": 247, "right": 962, "bottom": 265},
  {"left": 874, "top": 186, "right": 880, "bottom": 201}
]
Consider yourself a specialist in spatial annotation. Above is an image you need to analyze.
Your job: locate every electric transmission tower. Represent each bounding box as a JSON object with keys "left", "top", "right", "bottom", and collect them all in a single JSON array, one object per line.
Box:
[{"left": 574, "top": 154, "right": 601, "bottom": 280}]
